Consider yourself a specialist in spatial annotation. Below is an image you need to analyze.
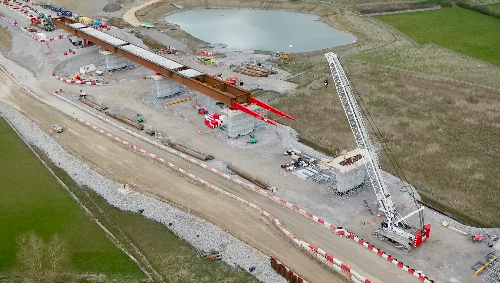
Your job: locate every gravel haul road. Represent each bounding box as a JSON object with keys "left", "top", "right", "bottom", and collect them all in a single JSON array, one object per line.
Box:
[{"left": 0, "top": 61, "right": 421, "bottom": 283}]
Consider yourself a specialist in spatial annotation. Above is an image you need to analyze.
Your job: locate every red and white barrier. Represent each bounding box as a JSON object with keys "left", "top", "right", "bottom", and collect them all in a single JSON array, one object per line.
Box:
[
  {"left": 39, "top": 34, "right": 73, "bottom": 43},
  {"left": 0, "top": 6, "right": 74, "bottom": 43},
  {"left": 52, "top": 74, "right": 102, "bottom": 86},
  {"left": 2, "top": 1, "right": 33, "bottom": 20},
  {"left": 74, "top": 117, "right": 379, "bottom": 283},
  {"left": 50, "top": 90, "right": 434, "bottom": 283},
  {"left": 271, "top": 258, "right": 309, "bottom": 283}
]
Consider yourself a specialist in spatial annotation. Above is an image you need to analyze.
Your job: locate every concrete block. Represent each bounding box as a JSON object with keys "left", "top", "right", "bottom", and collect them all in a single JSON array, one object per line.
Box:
[
  {"left": 151, "top": 76, "right": 182, "bottom": 98},
  {"left": 221, "top": 105, "right": 258, "bottom": 138}
]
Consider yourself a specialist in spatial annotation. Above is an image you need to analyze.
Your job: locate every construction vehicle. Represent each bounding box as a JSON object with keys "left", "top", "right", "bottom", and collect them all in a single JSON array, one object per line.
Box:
[
  {"left": 225, "top": 76, "right": 243, "bottom": 86},
  {"left": 51, "top": 124, "right": 63, "bottom": 133},
  {"left": 78, "top": 16, "right": 93, "bottom": 25},
  {"left": 248, "top": 135, "right": 258, "bottom": 144},
  {"left": 27, "top": 6, "right": 55, "bottom": 31},
  {"left": 470, "top": 234, "right": 486, "bottom": 243},
  {"left": 325, "top": 52, "right": 431, "bottom": 252},
  {"left": 472, "top": 252, "right": 498, "bottom": 276},
  {"left": 136, "top": 114, "right": 144, "bottom": 123},
  {"left": 61, "top": 9, "right": 72, "bottom": 17}
]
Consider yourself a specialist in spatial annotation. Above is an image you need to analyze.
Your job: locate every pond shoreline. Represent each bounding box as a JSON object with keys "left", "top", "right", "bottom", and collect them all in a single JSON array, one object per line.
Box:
[{"left": 163, "top": 9, "right": 357, "bottom": 53}]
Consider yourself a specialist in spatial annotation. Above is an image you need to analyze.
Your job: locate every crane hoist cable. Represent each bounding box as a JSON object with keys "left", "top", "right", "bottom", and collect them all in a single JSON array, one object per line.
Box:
[{"left": 339, "top": 63, "right": 424, "bottom": 228}]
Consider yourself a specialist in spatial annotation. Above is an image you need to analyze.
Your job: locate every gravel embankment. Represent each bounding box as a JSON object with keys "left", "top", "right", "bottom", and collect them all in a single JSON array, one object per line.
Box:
[
  {"left": 0, "top": 19, "right": 44, "bottom": 74},
  {"left": 0, "top": 101, "right": 287, "bottom": 283}
]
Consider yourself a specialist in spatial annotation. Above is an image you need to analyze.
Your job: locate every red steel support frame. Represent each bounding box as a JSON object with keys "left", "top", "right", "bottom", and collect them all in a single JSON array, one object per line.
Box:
[{"left": 51, "top": 17, "right": 294, "bottom": 124}]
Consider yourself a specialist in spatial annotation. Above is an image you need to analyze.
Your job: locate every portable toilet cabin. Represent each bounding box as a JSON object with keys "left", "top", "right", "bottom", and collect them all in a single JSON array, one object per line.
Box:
[
  {"left": 78, "top": 17, "right": 93, "bottom": 25},
  {"left": 61, "top": 9, "right": 72, "bottom": 17},
  {"left": 50, "top": 5, "right": 61, "bottom": 12},
  {"left": 42, "top": 3, "right": 50, "bottom": 9}
]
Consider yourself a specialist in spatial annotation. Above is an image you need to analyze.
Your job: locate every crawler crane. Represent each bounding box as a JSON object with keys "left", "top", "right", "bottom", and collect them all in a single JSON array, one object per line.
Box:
[{"left": 325, "top": 53, "right": 431, "bottom": 251}]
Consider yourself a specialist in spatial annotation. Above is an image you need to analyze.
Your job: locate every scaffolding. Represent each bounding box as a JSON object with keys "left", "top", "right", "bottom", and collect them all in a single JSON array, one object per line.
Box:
[{"left": 484, "top": 251, "right": 500, "bottom": 283}]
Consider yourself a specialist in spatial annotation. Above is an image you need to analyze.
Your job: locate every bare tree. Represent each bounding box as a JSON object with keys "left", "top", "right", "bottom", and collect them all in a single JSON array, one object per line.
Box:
[
  {"left": 46, "top": 234, "right": 68, "bottom": 272},
  {"left": 13, "top": 232, "right": 140, "bottom": 283},
  {"left": 15, "top": 231, "right": 45, "bottom": 282},
  {"left": 14, "top": 232, "right": 71, "bottom": 283}
]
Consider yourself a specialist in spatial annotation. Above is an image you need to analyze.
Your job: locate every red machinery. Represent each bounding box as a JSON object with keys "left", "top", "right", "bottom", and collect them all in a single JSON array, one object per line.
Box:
[{"left": 326, "top": 52, "right": 430, "bottom": 252}]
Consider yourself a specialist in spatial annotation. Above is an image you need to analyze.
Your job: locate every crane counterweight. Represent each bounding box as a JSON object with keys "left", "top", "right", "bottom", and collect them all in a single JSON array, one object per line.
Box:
[{"left": 324, "top": 52, "right": 430, "bottom": 251}]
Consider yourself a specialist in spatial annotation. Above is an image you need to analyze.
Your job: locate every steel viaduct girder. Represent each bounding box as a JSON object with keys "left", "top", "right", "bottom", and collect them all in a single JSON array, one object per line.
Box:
[{"left": 51, "top": 17, "right": 294, "bottom": 124}]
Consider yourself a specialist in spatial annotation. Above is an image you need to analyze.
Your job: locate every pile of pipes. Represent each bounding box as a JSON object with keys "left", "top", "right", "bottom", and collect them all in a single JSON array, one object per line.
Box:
[
  {"left": 105, "top": 111, "right": 144, "bottom": 130},
  {"left": 78, "top": 97, "right": 108, "bottom": 112},
  {"left": 164, "top": 140, "right": 214, "bottom": 161},
  {"left": 76, "top": 95, "right": 143, "bottom": 130},
  {"left": 227, "top": 163, "right": 272, "bottom": 190}
]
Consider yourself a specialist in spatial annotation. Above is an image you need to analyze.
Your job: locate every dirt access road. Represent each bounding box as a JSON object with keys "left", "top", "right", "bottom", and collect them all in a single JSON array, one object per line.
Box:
[
  {"left": 0, "top": 51, "right": 420, "bottom": 283},
  {"left": 123, "top": 0, "right": 161, "bottom": 26},
  {"left": 0, "top": 1, "right": 421, "bottom": 280},
  {"left": 0, "top": 71, "right": 343, "bottom": 283}
]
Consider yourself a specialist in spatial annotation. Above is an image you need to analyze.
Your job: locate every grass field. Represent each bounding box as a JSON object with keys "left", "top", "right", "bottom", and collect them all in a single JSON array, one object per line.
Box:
[
  {"left": 375, "top": 7, "right": 500, "bottom": 66},
  {"left": 0, "top": 117, "right": 260, "bottom": 281},
  {"left": 37, "top": 149, "right": 260, "bottom": 283},
  {"left": 82, "top": 189, "right": 260, "bottom": 283},
  {"left": 12, "top": 121, "right": 259, "bottom": 282},
  {"left": 0, "top": 118, "right": 143, "bottom": 278},
  {"left": 271, "top": 60, "right": 500, "bottom": 228}
]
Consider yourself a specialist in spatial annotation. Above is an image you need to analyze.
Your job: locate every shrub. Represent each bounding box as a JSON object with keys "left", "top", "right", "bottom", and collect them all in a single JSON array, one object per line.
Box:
[
  {"left": 440, "top": 0, "right": 453, "bottom": 7},
  {"left": 456, "top": 1, "right": 500, "bottom": 19},
  {"left": 360, "top": 5, "right": 438, "bottom": 14}
]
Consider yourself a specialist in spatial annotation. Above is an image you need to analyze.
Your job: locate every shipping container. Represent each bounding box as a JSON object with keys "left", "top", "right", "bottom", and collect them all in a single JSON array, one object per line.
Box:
[
  {"left": 61, "top": 10, "right": 72, "bottom": 17},
  {"left": 78, "top": 16, "right": 93, "bottom": 25},
  {"left": 50, "top": 5, "right": 61, "bottom": 12}
]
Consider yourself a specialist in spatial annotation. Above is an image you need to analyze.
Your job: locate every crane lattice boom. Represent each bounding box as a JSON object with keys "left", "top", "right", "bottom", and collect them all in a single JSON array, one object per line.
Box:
[
  {"left": 325, "top": 52, "right": 430, "bottom": 250},
  {"left": 325, "top": 53, "right": 396, "bottom": 225}
]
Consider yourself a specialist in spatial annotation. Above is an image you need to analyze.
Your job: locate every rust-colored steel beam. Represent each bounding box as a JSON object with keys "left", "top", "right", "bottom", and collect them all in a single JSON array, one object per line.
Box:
[
  {"left": 52, "top": 17, "right": 252, "bottom": 107},
  {"left": 51, "top": 17, "right": 294, "bottom": 124}
]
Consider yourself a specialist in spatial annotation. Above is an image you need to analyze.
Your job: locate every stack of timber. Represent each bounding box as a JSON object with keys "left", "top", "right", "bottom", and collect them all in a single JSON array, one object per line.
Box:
[{"left": 234, "top": 65, "right": 269, "bottom": 77}]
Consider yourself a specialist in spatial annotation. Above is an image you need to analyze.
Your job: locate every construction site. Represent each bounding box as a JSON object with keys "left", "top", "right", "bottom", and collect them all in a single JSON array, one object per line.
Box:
[{"left": 0, "top": 0, "right": 499, "bottom": 282}]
